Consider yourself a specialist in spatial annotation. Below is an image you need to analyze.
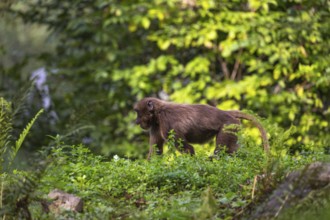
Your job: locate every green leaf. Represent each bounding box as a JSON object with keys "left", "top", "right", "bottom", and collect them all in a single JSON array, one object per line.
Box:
[
  {"left": 158, "top": 39, "right": 171, "bottom": 50},
  {"left": 141, "top": 17, "right": 150, "bottom": 29}
]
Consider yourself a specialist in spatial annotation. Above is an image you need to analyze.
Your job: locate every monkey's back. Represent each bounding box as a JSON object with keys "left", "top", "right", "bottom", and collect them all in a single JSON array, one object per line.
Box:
[{"left": 157, "top": 103, "right": 237, "bottom": 144}]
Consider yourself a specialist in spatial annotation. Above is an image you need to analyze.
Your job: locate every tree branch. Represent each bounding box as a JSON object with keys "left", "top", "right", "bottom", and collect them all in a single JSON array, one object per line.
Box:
[
  {"left": 231, "top": 48, "right": 243, "bottom": 80},
  {"left": 217, "top": 55, "right": 230, "bottom": 79}
]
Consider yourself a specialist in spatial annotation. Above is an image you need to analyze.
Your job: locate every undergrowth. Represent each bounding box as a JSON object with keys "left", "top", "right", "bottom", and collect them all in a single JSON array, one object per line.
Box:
[{"left": 37, "top": 137, "right": 328, "bottom": 219}]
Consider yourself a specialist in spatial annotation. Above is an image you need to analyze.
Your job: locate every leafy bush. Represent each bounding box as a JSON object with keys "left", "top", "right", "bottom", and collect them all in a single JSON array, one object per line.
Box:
[
  {"left": 2, "top": 0, "right": 328, "bottom": 157},
  {"left": 39, "top": 129, "right": 328, "bottom": 219}
]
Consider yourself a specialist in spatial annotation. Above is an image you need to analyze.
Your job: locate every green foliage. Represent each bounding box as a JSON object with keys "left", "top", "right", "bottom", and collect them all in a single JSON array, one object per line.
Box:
[
  {"left": 1, "top": 1, "right": 329, "bottom": 219},
  {"left": 196, "top": 187, "right": 217, "bottom": 219},
  {"left": 0, "top": 97, "right": 44, "bottom": 171},
  {"left": 0, "top": 171, "right": 43, "bottom": 219},
  {"left": 38, "top": 127, "right": 328, "bottom": 219},
  {"left": 0, "top": 97, "right": 44, "bottom": 173},
  {"left": 0, "top": 109, "right": 324, "bottom": 219},
  {"left": 0, "top": 98, "right": 12, "bottom": 171},
  {"left": 0, "top": 97, "right": 44, "bottom": 219},
  {"left": 167, "top": 129, "right": 184, "bottom": 156},
  {"left": 1, "top": 0, "right": 327, "bottom": 157},
  {"left": 11, "top": 108, "right": 44, "bottom": 167}
]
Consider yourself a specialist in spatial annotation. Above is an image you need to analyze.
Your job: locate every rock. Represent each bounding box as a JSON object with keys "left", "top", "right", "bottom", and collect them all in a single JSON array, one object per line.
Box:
[
  {"left": 48, "top": 189, "right": 83, "bottom": 213},
  {"left": 249, "top": 162, "right": 330, "bottom": 219}
]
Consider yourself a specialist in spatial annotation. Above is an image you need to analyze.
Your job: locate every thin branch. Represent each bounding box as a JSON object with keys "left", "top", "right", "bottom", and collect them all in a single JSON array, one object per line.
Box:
[
  {"left": 231, "top": 48, "right": 243, "bottom": 80},
  {"left": 251, "top": 175, "right": 258, "bottom": 200},
  {"left": 217, "top": 55, "right": 230, "bottom": 79}
]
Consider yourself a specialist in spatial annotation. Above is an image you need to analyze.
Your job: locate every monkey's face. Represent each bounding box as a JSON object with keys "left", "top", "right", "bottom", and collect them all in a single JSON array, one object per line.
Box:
[
  {"left": 134, "top": 98, "right": 156, "bottom": 130},
  {"left": 134, "top": 109, "right": 153, "bottom": 129}
]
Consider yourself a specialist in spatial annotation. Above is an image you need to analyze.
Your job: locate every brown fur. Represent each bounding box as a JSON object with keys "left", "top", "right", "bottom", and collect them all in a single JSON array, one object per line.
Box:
[{"left": 134, "top": 97, "right": 269, "bottom": 160}]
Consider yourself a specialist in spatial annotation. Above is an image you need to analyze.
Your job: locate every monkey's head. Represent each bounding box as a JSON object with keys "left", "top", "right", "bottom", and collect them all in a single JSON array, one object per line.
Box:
[{"left": 134, "top": 97, "right": 163, "bottom": 130}]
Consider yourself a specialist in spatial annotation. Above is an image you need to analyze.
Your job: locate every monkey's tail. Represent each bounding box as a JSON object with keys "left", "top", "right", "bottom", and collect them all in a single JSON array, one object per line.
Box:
[{"left": 228, "top": 111, "right": 270, "bottom": 153}]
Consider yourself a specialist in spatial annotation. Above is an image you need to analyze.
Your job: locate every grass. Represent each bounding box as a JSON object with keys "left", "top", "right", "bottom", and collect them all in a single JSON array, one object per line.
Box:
[{"left": 35, "top": 140, "right": 328, "bottom": 219}]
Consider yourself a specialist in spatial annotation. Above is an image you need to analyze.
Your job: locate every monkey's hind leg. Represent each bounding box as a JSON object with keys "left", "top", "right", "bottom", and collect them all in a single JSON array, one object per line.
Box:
[
  {"left": 215, "top": 129, "right": 239, "bottom": 154},
  {"left": 176, "top": 141, "right": 195, "bottom": 155}
]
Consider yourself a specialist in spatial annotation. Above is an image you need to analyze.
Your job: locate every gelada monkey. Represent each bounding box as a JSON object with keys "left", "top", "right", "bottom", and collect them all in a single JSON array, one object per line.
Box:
[{"left": 134, "top": 97, "right": 269, "bottom": 160}]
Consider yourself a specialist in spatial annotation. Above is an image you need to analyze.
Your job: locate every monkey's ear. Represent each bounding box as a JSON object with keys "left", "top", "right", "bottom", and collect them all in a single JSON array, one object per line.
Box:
[{"left": 147, "top": 100, "right": 154, "bottom": 111}]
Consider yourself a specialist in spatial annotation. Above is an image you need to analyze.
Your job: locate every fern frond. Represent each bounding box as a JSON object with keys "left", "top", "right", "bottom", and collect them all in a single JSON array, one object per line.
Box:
[
  {"left": 62, "top": 125, "right": 95, "bottom": 139},
  {"left": 11, "top": 82, "right": 33, "bottom": 118},
  {"left": 0, "top": 98, "right": 13, "bottom": 172},
  {"left": 8, "top": 109, "right": 44, "bottom": 167}
]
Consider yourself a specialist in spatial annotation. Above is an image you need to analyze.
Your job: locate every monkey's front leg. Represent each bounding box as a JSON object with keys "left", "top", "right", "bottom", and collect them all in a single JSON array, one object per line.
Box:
[
  {"left": 147, "top": 145, "right": 153, "bottom": 161},
  {"left": 147, "top": 133, "right": 164, "bottom": 160}
]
